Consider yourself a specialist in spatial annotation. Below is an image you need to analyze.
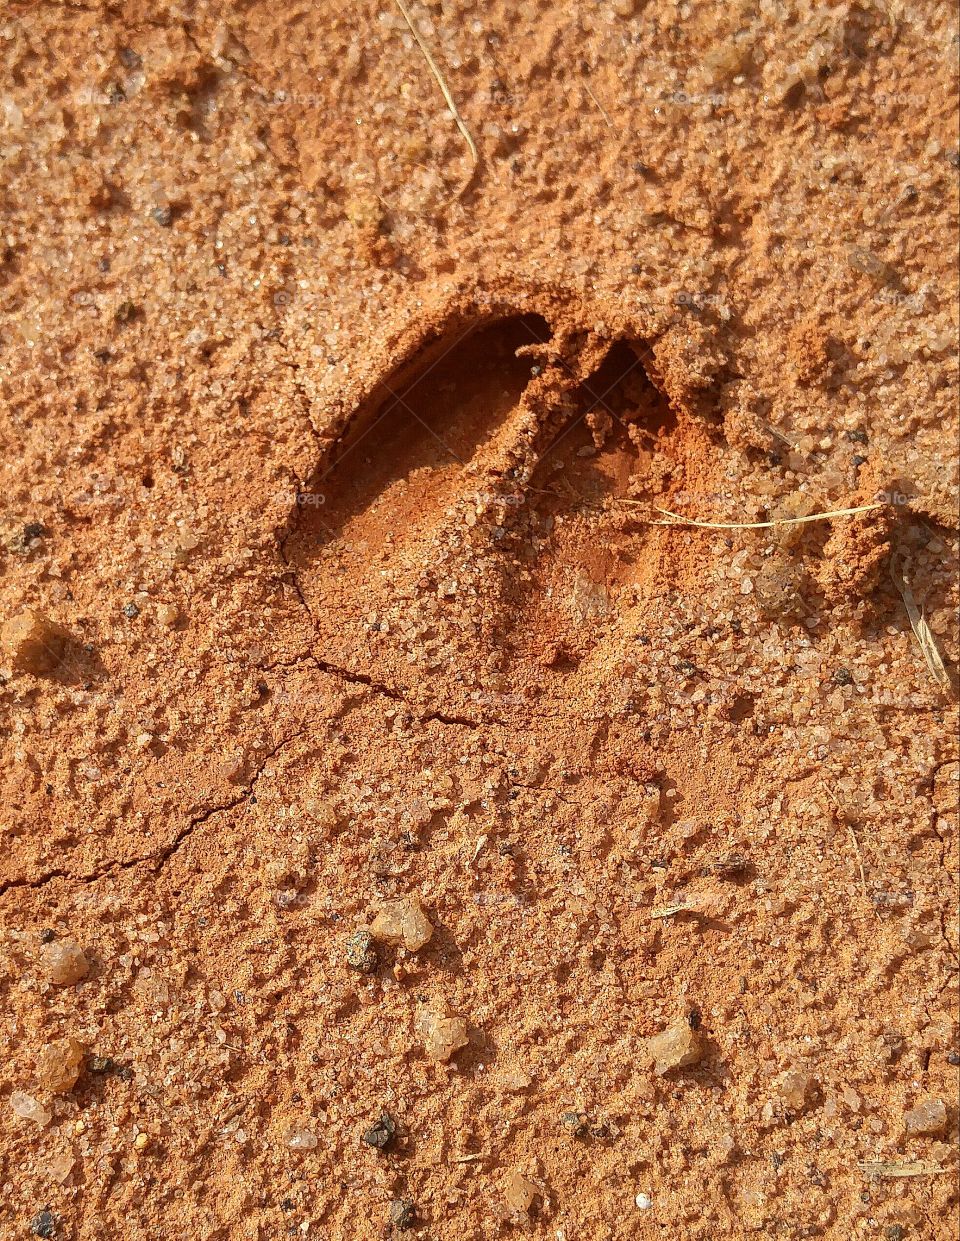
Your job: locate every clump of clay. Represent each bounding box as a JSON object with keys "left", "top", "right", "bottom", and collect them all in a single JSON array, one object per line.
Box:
[
  {"left": 814, "top": 506, "right": 893, "bottom": 604},
  {"left": 370, "top": 895, "right": 434, "bottom": 952},
  {"left": 503, "top": 1170, "right": 541, "bottom": 1216},
  {"left": 770, "top": 493, "right": 817, "bottom": 552},
  {"left": 754, "top": 555, "right": 808, "bottom": 619},
  {"left": 36, "top": 1037, "right": 86, "bottom": 1093},
  {"left": 40, "top": 939, "right": 90, "bottom": 986},
  {"left": 647, "top": 1015, "right": 703, "bottom": 1075},
  {"left": 417, "top": 1002, "right": 469, "bottom": 1062},
  {"left": 1, "top": 609, "right": 72, "bottom": 674}
]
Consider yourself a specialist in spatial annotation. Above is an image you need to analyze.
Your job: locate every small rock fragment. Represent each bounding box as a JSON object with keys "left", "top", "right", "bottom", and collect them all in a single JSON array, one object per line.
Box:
[
  {"left": 417, "top": 1002, "right": 469, "bottom": 1062},
  {"left": 36, "top": 1038, "right": 86, "bottom": 1093},
  {"left": 847, "top": 245, "right": 894, "bottom": 284},
  {"left": 1, "top": 610, "right": 71, "bottom": 674},
  {"left": 8, "top": 522, "right": 46, "bottom": 555},
  {"left": 345, "top": 930, "right": 378, "bottom": 974},
  {"left": 388, "top": 1199, "right": 416, "bottom": 1230},
  {"left": 133, "top": 1132, "right": 150, "bottom": 1152},
  {"left": 702, "top": 854, "right": 749, "bottom": 879},
  {"left": 29, "top": 1210, "right": 57, "bottom": 1239},
  {"left": 47, "top": 1151, "right": 75, "bottom": 1184},
  {"left": 10, "top": 1091, "right": 51, "bottom": 1126},
  {"left": 903, "top": 1096, "right": 948, "bottom": 1136},
  {"left": 40, "top": 939, "right": 90, "bottom": 986},
  {"left": 286, "top": 1128, "right": 318, "bottom": 1151},
  {"left": 503, "top": 1170, "right": 540, "bottom": 1215},
  {"left": 370, "top": 895, "right": 434, "bottom": 953},
  {"left": 775, "top": 1069, "right": 816, "bottom": 1113},
  {"left": 561, "top": 1110, "right": 589, "bottom": 1138},
  {"left": 362, "top": 1111, "right": 396, "bottom": 1151},
  {"left": 646, "top": 1016, "right": 703, "bottom": 1075},
  {"left": 635, "top": 1193, "right": 653, "bottom": 1211}
]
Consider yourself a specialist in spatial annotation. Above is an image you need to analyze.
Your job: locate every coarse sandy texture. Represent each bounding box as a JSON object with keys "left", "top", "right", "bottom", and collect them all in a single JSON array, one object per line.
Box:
[{"left": 0, "top": 1, "right": 958, "bottom": 1238}]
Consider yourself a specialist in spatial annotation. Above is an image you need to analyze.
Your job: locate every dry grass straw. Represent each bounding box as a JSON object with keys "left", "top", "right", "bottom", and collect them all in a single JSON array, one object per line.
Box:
[
  {"left": 826, "top": 792, "right": 870, "bottom": 903},
  {"left": 393, "top": 0, "right": 479, "bottom": 172},
  {"left": 889, "top": 556, "right": 953, "bottom": 695},
  {"left": 858, "top": 1160, "right": 948, "bottom": 1178},
  {"left": 584, "top": 83, "right": 615, "bottom": 130},
  {"left": 620, "top": 500, "right": 885, "bottom": 529},
  {"left": 650, "top": 902, "right": 693, "bottom": 919}
]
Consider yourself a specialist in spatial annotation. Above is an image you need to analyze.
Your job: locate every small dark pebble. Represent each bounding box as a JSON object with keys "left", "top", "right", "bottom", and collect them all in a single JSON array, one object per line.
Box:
[
  {"left": 119, "top": 46, "right": 142, "bottom": 69},
  {"left": 39, "top": 928, "right": 56, "bottom": 944},
  {"left": 833, "top": 668, "right": 854, "bottom": 686},
  {"left": 114, "top": 301, "right": 140, "bottom": 325},
  {"left": 845, "top": 429, "right": 868, "bottom": 444},
  {"left": 280, "top": 1198, "right": 295, "bottom": 1212},
  {"left": 150, "top": 205, "right": 173, "bottom": 228},
  {"left": 362, "top": 1111, "right": 396, "bottom": 1151},
  {"left": 688, "top": 1006, "right": 703, "bottom": 1031},
  {"left": 122, "top": 602, "right": 141, "bottom": 619},
  {"left": 88, "top": 1056, "right": 116, "bottom": 1075},
  {"left": 389, "top": 1200, "right": 416, "bottom": 1230},
  {"left": 947, "top": 1050, "right": 960, "bottom": 1066},
  {"left": 30, "top": 1211, "right": 57, "bottom": 1239},
  {"left": 884, "top": 1226, "right": 906, "bottom": 1241},
  {"left": 345, "top": 929, "right": 377, "bottom": 974},
  {"left": 561, "top": 1110, "right": 589, "bottom": 1138},
  {"left": 851, "top": 454, "right": 867, "bottom": 467},
  {"left": 8, "top": 523, "right": 46, "bottom": 554}
]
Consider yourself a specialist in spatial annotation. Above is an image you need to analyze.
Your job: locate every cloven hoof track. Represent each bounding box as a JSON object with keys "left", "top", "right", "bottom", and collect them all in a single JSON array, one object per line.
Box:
[{"left": 286, "top": 307, "right": 680, "bottom": 721}]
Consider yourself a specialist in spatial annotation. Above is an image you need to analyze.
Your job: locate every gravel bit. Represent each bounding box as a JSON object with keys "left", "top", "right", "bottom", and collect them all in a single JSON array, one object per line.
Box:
[
  {"left": 345, "top": 929, "right": 378, "bottom": 973},
  {"left": 362, "top": 1111, "right": 396, "bottom": 1151},
  {"left": 388, "top": 1199, "right": 416, "bottom": 1230}
]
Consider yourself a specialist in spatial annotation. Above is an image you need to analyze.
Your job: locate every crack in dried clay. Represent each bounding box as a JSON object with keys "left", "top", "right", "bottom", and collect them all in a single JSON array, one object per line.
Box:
[
  {"left": 274, "top": 493, "right": 497, "bottom": 729},
  {"left": 0, "top": 729, "right": 306, "bottom": 897},
  {"left": 261, "top": 646, "right": 494, "bottom": 729}
]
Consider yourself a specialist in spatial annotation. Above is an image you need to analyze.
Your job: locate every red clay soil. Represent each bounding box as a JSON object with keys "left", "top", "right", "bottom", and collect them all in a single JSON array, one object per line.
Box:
[{"left": 0, "top": 3, "right": 958, "bottom": 1239}]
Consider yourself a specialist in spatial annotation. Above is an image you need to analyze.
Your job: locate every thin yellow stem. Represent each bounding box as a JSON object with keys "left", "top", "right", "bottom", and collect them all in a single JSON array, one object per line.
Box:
[{"left": 393, "top": 0, "right": 479, "bottom": 167}]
